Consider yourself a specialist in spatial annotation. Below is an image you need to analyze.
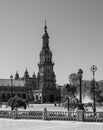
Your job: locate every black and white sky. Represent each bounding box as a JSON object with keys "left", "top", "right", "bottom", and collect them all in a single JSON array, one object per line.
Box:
[{"left": 0, "top": 0, "right": 103, "bottom": 85}]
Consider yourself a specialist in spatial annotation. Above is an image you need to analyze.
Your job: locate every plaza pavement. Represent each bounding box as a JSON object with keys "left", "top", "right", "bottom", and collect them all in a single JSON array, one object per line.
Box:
[{"left": 0, "top": 119, "right": 103, "bottom": 130}]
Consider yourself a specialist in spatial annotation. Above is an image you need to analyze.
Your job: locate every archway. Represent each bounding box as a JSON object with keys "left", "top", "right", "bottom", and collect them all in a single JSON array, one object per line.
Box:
[
  {"left": 2, "top": 94, "right": 6, "bottom": 102},
  {"left": 18, "top": 94, "right": 21, "bottom": 97},
  {"left": 50, "top": 94, "right": 54, "bottom": 103},
  {"left": 12, "top": 94, "right": 15, "bottom": 98},
  {"left": 43, "top": 96, "right": 46, "bottom": 103},
  {"left": 7, "top": 94, "right": 10, "bottom": 101},
  {"left": 22, "top": 93, "right": 26, "bottom": 99}
]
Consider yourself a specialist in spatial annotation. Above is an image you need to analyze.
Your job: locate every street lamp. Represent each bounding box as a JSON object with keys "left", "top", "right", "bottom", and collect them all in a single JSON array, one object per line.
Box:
[
  {"left": 67, "top": 97, "right": 70, "bottom": 111},
  {"left": 26, "top": 80, "right": 29, "bottom": 103},
  {"left": 58, "top": 86, "right": 61, "bottom": 106},
  {"left": 10, "top": 74, "right": 13, "bottom": 98},
  {"left": 78, "top": 69, "right": 84, "bottom": 110},
  {"left": 90, "top": 65, "right": 97, "bottom": 113}
]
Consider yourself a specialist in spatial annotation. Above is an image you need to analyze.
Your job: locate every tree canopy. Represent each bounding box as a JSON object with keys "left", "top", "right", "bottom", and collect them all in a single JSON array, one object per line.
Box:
[
  {"left": 68, "top": 72, "right": 103, "bottom": 103},
  {"left": 8, "top": 96, "right": 27, "bottom": 110}
]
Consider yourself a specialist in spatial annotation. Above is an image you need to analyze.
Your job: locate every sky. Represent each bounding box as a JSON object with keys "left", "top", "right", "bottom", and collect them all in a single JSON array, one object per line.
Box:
[{"left": 0, "top": 0, "right": 103, "bottom": 85}]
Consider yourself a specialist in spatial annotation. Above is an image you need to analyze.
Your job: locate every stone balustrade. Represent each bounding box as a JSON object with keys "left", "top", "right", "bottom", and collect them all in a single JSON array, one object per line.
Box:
[
  {"left": 0, "top": 110, "right": 13, "bottom": 118},
  {"left": 0, "top": 109, "right": 103, "bottom": 122},
  {"left": 17, "top": 111, "right": 43, "bottom": 119},
  {"left": 84, "top": 112, "right": 103, "bottom": 122},
  {"left": 47, "top": 111, "right": 77, "bottom": 121}
]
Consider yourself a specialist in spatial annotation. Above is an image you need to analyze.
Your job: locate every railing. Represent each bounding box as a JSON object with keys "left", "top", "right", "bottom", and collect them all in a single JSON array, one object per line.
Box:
[
  {"left": 0, "top": 110, "right": 13, "bottom": 118},
  {"left": 0, "top": 109, "right": 103, "bottom": 122},
  {"left": 17, "top": 111, "right": 43, "bottom": 119},
  {"left": 84, "top": 112, "right": 103, "bottom": 122},
  {"left": 47, "top": 111, "right": 77, "bottom": 121}
]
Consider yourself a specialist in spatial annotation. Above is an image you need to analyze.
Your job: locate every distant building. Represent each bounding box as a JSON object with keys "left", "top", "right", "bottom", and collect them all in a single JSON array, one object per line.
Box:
[
  {"left": 0, "top": 70, "right": 36, "bottom": 102},
  {"left": 0, "top": 23, "right": 60, "bottom": 103},
  {"left": 0, "top": 78, "right": 26, "bottom": 102}
]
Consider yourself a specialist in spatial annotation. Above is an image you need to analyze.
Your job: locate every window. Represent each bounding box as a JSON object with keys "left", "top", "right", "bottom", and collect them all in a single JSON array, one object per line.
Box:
[{"left": 36, "top": 95, "right": 38, "bottom": 100}]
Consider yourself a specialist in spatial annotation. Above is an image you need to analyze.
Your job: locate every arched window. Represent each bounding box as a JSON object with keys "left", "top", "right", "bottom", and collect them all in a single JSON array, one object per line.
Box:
[
  {"left": 50, "top": 94, "right": 54, "bottom": 103},
  {"left": 36, "top": 95, "right": 38, "bottom": 100},
  {"left": 43, "top": 96, "right": 46, "bottom": 103},
  {"left": 18, "top": 94, "right": 21, "bottom": 97},
  {"left": 23, "top": 93, "right": 26, "bottom": 99},
  {"left": 7, "top": 94, "right": 10, "bottom": 101},
  {"left": 2, "top": 94, "right": 6, "bottom": 102},
  {"left": 57, "top": 96, "right": 59, "bottom": 101}
]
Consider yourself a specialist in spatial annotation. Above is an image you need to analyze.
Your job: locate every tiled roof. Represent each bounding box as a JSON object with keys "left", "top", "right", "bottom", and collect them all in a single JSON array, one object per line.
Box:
[{"left": 0, "top": 79, "right": 25, "bottom": 87}]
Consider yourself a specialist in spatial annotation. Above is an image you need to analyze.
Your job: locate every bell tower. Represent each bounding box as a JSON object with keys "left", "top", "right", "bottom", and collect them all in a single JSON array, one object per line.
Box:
[
  {"left": 36, "top": 22, "right": 60, "bottom": 103},
  {"left": 38, "top": 21, "right": 56, "bottom": 90}
]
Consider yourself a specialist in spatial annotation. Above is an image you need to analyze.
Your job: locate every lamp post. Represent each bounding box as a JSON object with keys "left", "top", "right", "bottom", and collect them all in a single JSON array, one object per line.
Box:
[
  {"left": 67, "top": 97, "right": 70, "bottom": 111},
  {"left": 78, "top": 69, "right": 83, "bottom": 110},
  {"left": 90, "top": 65, "right": 97, "bottom": 113},
  {"left": 59, "top": 86, "right": 61, "bottom": 106},
  {"left": 10, "top": 74, "right": 13, "bottom": 98},
  {"left": 26, "top": 80, "right": 29, "bottom": 103}
]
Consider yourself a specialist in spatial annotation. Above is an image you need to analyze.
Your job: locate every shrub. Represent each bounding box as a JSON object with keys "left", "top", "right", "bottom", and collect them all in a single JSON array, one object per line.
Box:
[{"left": 8, "top": 96, "right": 27, "bottom": 110}]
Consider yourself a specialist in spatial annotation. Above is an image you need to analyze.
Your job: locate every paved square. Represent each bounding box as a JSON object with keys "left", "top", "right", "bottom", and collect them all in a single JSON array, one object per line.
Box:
[{"left": 0, "top": 119, "right": 103, "bottom": 130}]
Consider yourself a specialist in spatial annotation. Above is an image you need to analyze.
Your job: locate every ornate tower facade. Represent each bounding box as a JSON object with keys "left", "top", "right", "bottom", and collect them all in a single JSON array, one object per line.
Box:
[
  {"left": 38, "top": 23, "right": 56, "bottom": 90},
  {"left": 36, "top": 22, "right": 60, "bottom": 103}
]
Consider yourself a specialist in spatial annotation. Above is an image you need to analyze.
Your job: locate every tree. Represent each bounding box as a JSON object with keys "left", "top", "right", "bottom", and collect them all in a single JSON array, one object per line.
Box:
[
  {"left": 69, "top": 73, "right": 80, "bottom": 96},
  {"left": 61, "top": 94, "right": 79, "bottom": 110},
  {"left": 61, "top": 72, "right": 103, "bottom": 106},
  {"left": 69, "top": 73, "right": 79, "bottom": 86},
  {"left": 97, "top": 80, "right": 103, "bottom": 102},
  {"left": 69, "top": 73, "right": 93, "bottom": 99},
  {"left": 65, "top": 83, "right": 77, "bottom": 97},
  {"left": 8, "top": 96, "right": 27, "bottom": 110}
]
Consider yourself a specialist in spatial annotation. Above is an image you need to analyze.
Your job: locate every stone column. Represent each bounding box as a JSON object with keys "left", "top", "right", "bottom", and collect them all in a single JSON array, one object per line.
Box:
[
  {"left": 77, "top": 110, "right": 84, "bottom": 121},
  {"left": 14, "top": 107, "right": 18, "bottom": 119},
  {"left": 43, "top": 107, "right": 47, "bottom": 120}
]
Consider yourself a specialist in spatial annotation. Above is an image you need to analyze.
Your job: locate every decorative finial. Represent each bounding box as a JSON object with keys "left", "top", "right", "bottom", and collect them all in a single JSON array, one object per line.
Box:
[
  {"left": 24, "top": 67, "right": 29, "bottom": 79},
  {"left": 42, "top": 19, "right": 49, "bottom": 39},
  {"left": 15, "top": 70, "right": 19, "bottom": 80}
]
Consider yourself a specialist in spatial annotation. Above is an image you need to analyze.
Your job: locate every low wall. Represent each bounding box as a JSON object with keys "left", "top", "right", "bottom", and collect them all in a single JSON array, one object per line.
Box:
[
  {"left": 0, "top": 110, "right": 13, "bottom": 118},
  {"left": 17, "top": 111, "right": 43, "bottom": 119},
  {"left": 0, "top": 109, "right": 103, "bottom": 122},
  {"left": 84, "top": 112, "right": 103, "bottom": 122},
  {"left": 47, "top": 111, "right": 77, "bottom": 121}
]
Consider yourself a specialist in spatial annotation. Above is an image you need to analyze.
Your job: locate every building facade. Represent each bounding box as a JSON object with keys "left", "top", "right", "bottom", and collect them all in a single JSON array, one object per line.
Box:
[
  {"left": 0, "top": 23, "right": 60, "bottom": 103},
  {"left": 0, "top": 70, "right": 36, "bottom": 102}
]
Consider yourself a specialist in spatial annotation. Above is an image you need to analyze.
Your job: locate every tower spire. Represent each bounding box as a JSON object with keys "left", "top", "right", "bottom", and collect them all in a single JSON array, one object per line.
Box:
[
  {"left": 42, "top": 20, "right": 49, "bottom": 40},
  {"left": 44, "top": 19, "right": 47, "bottom": 32}
]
